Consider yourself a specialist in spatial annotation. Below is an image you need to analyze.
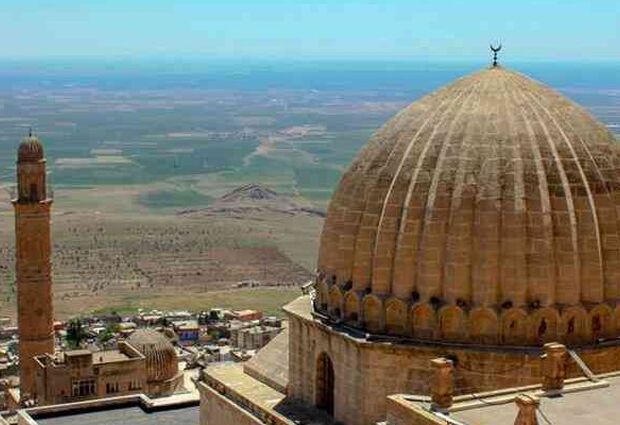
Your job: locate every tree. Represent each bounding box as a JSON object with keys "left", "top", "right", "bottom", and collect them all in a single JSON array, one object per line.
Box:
[
  {"left": 66, "top": 318, "right": 87, "bottom": 349},
  {"left": 98, "top": 323, "right": 119, "bottom": 344}
]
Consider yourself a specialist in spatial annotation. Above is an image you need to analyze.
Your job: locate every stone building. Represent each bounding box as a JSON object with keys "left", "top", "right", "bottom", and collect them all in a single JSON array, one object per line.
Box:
[
  {"left": 32, "top": 329, "right": 184, "bottom": 405},
  {"left": 231, "top": 325, "right": 281, "bottom": 351},
  {"left": 199, "top": 64, "right": 620, "bottom": 425},
  {"left": 12, "top": 133, "right": 54, "bottom": 401},
  {"left": 32, "top": 341, "right": 146, "bottom": 405}
]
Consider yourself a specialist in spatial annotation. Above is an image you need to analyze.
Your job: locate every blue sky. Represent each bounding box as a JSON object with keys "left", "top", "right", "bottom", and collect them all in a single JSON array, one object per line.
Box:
[{"left": 3, "top": 0, "right": 619, "bottom": 60}]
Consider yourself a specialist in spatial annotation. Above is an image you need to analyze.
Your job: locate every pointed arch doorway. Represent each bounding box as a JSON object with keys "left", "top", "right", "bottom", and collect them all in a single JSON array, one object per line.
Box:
[{"left": 315, "top": 352, "right": 335, "bottom": 415}]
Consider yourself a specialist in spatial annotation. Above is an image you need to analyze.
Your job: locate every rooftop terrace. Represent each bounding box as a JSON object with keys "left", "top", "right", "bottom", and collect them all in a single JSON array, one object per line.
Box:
[
  {"left": 203, "top": 362, "right": 335, "bottom": 425},
  {"left": 388, "top": 371, "right": 620, "bottom": 425},
  {"left": 452, "top": 373, "right": 620, "bottom": 425},
  {"left": 34, "top": 404, "right": 198, "bottom": 425}
]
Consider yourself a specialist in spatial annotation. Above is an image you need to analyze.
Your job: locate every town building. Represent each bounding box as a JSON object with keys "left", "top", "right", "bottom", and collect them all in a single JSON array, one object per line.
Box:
[
  {"left": 172, "top": 320, "right": 200, "bottom": 345},
  {"left": 32, "top": 328, "right": 184, "bottom": 406},
  {"left": 199, "top": 62, "right": 620, "bottom": 425},
  {"left": 231, "top": 325, "right": 282, "bottom": 351},
  {"left": 32, "top": 342, "right": 146, "bottom": 405},
  {"left": 229, "top": 310, "right": 263, "bottom": 322}
]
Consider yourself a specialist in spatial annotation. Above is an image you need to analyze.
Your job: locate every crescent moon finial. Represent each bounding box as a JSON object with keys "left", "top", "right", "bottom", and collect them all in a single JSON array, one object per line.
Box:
[{"left": 490, "top": 42, "right": 502, "bottom": 67}]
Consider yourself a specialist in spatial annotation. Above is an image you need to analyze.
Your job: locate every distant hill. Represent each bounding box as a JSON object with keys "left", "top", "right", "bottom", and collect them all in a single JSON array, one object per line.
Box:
[
  {"left": 178, "top": 184, "right": 325, "bottom": 218},
  {"left": 219, "top": 183, "right": 279, "bottom": 202}
]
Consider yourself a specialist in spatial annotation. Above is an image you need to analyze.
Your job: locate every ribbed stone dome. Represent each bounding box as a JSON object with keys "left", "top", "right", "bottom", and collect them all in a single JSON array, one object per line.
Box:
[
  {"left": 316, "top": 67, "right": 620, "bottom": 346},
  {"left": 127, "top": 329, "right": 178, "bottom": 382},
  {"left": 18, "top": 135, "right": 44, "bottom": 162}
]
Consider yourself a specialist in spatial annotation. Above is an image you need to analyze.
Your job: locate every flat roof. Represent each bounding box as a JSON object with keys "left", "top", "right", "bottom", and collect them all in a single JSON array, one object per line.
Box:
[
  {"left": 386, "top": 373, "right": 620, "bottom": 425},
  {"left": 64, "top": 350, "right": 91, "bottom": 357},
  {"left": 452, "top": 374, "right": 620, "bottom": 425},
  {"left": 34, "top": 405, "right": 198, "bottom": 425},
  {"left": 206, "top": 362, "right": 285, "bottom": 411},
  {"left": 205, "top": 362, "right": 335, "bottom": 425},
  {"left": 235, "top": 309, "right": 260, "bottom": 315},
  {"left": 93, "top": 351, "right": 130, "bottom": 364}
]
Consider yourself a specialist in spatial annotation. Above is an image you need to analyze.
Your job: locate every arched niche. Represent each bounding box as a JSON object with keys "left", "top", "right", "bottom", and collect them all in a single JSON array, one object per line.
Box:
[
  {"left": 528, "top": 307, "right": 560, "bottom": 345},
  {"left": 589, "top": 304, "right": 614, "bottom": 340},
  {"left": 315, "top": 352, "right": 335, "bottom": 416},
  {"left": 469, "top": 307, "right": 499, "bottom": 344},
  {"left": 329, "top": 286, "right": 344, "bottom": 320},
  {"left": 500, "top": 308, "right": 527, "bottom": 345},
  {"left": 362, "top": 295, "right": 383, "bottom": 334},
  {"left": 411, "top": 303, "right": 437, "bottom": 339},
  {"left": 438, "top": 306, "right": 466, "bottom": 341},
  {"left": 384, "top": 297, "right": 408, "bottom": 336},
  {"left": 343, "top": 291, "right": 361, "bottom": 324},
  {"left": 560, "top": 306, "right": 589, "bottom": 345}
]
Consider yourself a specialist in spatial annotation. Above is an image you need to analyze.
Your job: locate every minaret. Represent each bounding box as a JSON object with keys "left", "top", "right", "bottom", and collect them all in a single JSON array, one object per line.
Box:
[{"left": 12, "top": 132, "right": 54, "bottom": 400}]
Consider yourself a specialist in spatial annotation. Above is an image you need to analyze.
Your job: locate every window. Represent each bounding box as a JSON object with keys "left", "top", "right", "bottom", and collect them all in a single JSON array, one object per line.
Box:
[
  {"left": 106, "top": 382, "right": 119, "bottom": 394},
  {"left": 129, "top": 380, "right": 142, "bottom": 391},
  {"left": 30, "top": 183, "right": 38, "bottom": 201},
  {"left": 71, "top": 379, "right": 95, "bottom": 397}
]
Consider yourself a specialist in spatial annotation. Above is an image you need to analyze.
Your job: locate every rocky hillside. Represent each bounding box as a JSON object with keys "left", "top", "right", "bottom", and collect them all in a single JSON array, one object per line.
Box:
[{"left": 179, "top": 184, "right": 325, "bottom": 218}]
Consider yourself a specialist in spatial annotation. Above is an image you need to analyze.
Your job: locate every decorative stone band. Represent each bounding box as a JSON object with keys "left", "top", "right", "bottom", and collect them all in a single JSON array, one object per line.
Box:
[{"left": 315, "top": 280, "right": 620, "bottom": 346}]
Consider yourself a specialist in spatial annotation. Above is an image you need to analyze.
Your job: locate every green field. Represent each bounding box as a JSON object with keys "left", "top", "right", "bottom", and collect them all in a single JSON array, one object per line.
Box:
[
  {"left": 0, "top": 83, "right": 389, "bottom": 210},
  {"left": 138, "top": 188, "right": 214, "bottom": 209},
  {"left": 88, "top": 287, "right": 302, "bottom": 318}
]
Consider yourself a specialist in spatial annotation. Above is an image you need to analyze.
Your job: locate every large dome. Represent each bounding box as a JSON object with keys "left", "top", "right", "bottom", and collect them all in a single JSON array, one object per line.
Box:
[{"left": 315, "top": 66, "right": 620, "bottom": 346}]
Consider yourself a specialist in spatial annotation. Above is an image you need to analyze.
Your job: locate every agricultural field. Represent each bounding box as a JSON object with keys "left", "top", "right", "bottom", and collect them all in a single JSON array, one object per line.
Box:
[{"left": 0, "top": 60, "right": 617, "bottom": 318}]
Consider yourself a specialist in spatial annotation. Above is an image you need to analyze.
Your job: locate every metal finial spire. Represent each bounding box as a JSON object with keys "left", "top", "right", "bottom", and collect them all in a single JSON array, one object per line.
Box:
[
  {"left": 490, "top": 43, "right": 502, "bottom": 67},
  {"left": 28, "top": 127, "right": 32, "bottom": 137}
]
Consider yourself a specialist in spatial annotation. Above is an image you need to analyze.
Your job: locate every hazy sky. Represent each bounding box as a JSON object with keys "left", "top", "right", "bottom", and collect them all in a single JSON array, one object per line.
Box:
[{"left": 3, "top": 0, "right": 619, "bottom": 60}]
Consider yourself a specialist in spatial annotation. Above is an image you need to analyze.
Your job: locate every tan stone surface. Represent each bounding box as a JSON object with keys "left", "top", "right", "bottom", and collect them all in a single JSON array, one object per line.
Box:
[
  {"left": 14, "top": 136, "right": 54, "bottom": 399},
  {"left": 244, "top": 327, "right": 289, "bottom": 393},
  {"left": 430, "top": 358, "right": 453, "bottom": 409},
  {"left": 316, "top": 67, "right": 620, "bottom": 346},
  {"left": 201, "top": 362, "right": 336, "bottom": 425},
  {"left": 513, "top": 394, "right": 539, "bottom": 425},
  {"left": 286, "top": 295, "right": 620, "bottom": 425},
  {"left": 385, "top": 395, "right": 445, "bottom": 425},
  {"left": 452, "top": 374, "right": 620, "bottom": 425},
  {"left": 200, "top": 382, "right": 264, "bottom": 425},
  {"left": 126, "top": 329, "right": 179, "bottom": 384},
  {"left": 204, "top": 363, "right": 286, "bottom": 413},
  {"left": 32, "top": 342, "right": 147, "bottom": 405}
]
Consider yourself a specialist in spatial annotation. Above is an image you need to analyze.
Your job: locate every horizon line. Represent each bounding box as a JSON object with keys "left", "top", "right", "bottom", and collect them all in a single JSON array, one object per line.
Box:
[{"left": 0, "top": 54, "right": 618, "bottom": 64}]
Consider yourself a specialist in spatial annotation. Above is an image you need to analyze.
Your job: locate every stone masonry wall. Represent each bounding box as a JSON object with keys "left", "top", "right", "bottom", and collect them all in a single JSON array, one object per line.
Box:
[
  {"left": 287, "top": 307, "right": 620, "bottom": 425},
  {"left": 199, "top": 382, "right": 267, "bottom": 425}
]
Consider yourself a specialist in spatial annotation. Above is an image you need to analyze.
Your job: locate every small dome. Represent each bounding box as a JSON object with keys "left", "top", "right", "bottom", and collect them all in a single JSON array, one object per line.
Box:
[
  {"left": 127, "top": 329, "right": 178, "bottom": 382},
  {"left": 316, "top": 67, "right": 620, "bottom": 346},
  {"left": 18, "top": 135, "right": 44, "bottom": 162}
]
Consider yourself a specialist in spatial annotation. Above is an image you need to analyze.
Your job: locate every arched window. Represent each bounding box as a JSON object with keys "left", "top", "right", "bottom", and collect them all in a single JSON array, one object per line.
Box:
[
  {"left": 316, "top": 352, "right": 335, "bottom": 415},
  {"left": 30, "top": 183, "right": 38, "bottom": 201}
]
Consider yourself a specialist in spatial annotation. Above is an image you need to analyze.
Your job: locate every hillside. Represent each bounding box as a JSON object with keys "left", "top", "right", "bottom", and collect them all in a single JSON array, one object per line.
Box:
[{"left": 178, "top": 183, "right": 325, "bottom": 218}]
